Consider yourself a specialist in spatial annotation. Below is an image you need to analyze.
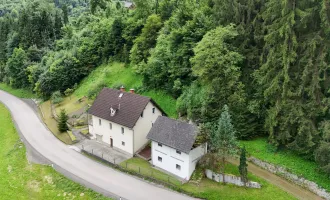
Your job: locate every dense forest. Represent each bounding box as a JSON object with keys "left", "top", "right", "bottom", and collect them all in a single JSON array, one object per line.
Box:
[{"left": 0, "top": 0, "right": 329, "bottom": 176}]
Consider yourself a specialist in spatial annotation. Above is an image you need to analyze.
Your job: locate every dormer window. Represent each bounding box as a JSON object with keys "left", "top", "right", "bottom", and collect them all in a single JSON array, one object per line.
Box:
[
  {"left": 110, "top": 107, "right": 116, "bottom": 116},
  {"left": 141, "top": 111, "right": 144, "bottom": 118}
]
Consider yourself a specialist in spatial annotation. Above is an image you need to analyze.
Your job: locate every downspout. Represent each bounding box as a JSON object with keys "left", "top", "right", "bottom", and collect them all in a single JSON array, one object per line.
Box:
[{"left": 132, "top": 129, "right": 135, "bottom": 156}]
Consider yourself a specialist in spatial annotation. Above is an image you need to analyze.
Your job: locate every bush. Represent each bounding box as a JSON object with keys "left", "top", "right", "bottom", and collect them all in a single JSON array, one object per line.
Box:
[
  {"left": 315, "top": 141, "right": 330, "bottom": 176},
  {"left": 87, "top": 81, "right": 107, "bottom": 99},
  {"left": 51, "top": 91, "right": 63, "bottom": 104}
]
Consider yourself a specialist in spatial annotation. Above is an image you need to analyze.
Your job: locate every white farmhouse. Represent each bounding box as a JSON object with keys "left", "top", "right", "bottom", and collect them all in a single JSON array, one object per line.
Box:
[
  {"left": 147, "top": 116, "right": 207, "bottom": 180},
  {"left": 88, "top": 87, "right": 165, "bottom": 157}
]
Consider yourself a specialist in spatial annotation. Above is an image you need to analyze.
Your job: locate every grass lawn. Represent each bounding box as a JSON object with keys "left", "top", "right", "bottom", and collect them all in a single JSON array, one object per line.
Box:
[
  {"left": 120, "top": 158, "right": 295, "bottom": 200},
  {"left": 120, "top": 158, "right": 182, "bottom": 186},
  {"left": 0, "top": 83, "right": 37, "bottom": 99},
  {"left": 0, "top": 103, "right": 109, "bottom": 200},
  {"left": 241, "top": 138, "right": 330, "bottom": 192},
  {"left": 39, "top": 101, "right": 73, "bottom": 145},
  {"left": 73, "top": 62, "right": 177, "bottom": 118}
]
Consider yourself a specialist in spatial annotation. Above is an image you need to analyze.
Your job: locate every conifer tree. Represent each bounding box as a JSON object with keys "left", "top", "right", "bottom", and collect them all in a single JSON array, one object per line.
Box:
[
  {"left": 210, "top": 105, "right": 238, "bottom": 183},
  {"left": 239, "top": 146, "right": 248, "bottom": 185},
  {"left": 58, "top": 109, "right": 69, "bottom": 133}
]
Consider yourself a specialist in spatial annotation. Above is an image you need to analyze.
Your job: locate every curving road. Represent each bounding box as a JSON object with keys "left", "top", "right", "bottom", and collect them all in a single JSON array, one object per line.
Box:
[{"left": 0, "top": 90, "right": 194, "bottom": 200}]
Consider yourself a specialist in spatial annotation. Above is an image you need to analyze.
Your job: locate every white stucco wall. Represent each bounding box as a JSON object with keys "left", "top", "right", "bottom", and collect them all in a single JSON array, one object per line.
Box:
[
  {"left": 189, "top": 143, "right": 208, "bottom": 177},
  {"left": 91, "top": 116, "right": 134, "bottom": 156},
  {"left": 133, "top": 102, "right": 162, "bottom": 152},
  {"left": 151, "top": 141, "right": 207, "bottom": 180},
  {"left": 151, "top": 141, "right": 190, "bottom": 180}
]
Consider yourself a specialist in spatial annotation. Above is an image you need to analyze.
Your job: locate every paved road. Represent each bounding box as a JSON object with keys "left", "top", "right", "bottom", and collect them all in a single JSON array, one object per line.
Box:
[{"left": 0, "top": 90, "right": 194, "bottom": 200}]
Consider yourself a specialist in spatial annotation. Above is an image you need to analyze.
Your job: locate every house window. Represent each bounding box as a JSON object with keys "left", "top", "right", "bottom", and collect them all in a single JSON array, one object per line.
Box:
[
  {"left": 152, "top": 107, "right": 155, "bottom": 114},
  {"left": 158, "top": 143, "right": 162, "bottom": 147},
  {"left": 99, "top": 119, "right": 101, "bottom": 126},
  {"left": 109, "top": 123, "right": 112, "bottom": 130},
  {"left": 176, "top": 164, "right": 181, "bottom": 171},
  {"left": 158, "top": 156, "right": 162, "bottom": 162},
  {"left": 121, "top": 127, "right": 124, "bottom": 134},
  {"left": 141, "top": 111, "right": 144, "bottom": 117},
  {"left": 176, "top": 150, "right": 181, "bottom": 155},
  {"left": 122, "top": 141, "right": 125, "bottom": 146}
]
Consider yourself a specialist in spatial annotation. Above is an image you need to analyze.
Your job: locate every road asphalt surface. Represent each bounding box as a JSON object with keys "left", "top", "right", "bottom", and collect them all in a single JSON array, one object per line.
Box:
[{"left": 0, "top": 90, "right": 195, "bottom": 200}]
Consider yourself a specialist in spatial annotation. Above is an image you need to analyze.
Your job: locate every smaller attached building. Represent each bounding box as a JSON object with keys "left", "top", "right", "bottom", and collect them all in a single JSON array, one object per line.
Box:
[{"left": 147, "top": 116, "right": 207, "bottom": 180}]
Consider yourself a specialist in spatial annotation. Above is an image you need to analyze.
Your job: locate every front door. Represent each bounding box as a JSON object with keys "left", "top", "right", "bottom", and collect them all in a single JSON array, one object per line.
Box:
[{"left": 110, "top": 138, "right": 113, "bottom": 148}]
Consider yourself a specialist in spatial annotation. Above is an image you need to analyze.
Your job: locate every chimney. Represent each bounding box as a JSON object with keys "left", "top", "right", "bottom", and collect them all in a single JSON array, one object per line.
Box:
[
  {"left": 130, "top": 89, "right": 135, "bottom": 94},
  {"left": 120, "top": 86, "right": 125, "bottom": 92}
]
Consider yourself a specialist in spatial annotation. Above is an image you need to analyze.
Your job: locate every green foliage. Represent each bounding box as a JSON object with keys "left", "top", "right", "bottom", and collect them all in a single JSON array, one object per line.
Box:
[
  {"left": 315, "top": 141, "right": 330, "bottom": 176},
  {"left": 5, "top": 48, "right": 28, "bottom": 88},
  {"left": 58, "top": 109, "right": 69, "bottom": 132},
  {"left": 87, "top": 81, "right": 107, "bottom": 99},
  {"left": 130, "top": 14, "right": 162, "bottom": 65},
  {"left": 210, "top": 105, "right": 238, "bottom": 182},
  {"left": 51, "top": 91, "right": 63, "bottom": 104},
  {"left": 241, "top": 138, "right": 330, "bottom": 192},
  {"left": 64, "top": 88, "right": 74, "bottom": 97},
  {"left": 239, "top": 146, "right": 248, "bottom": 185},
  {"left": 0, "top": 83, "right": 37, "bottom": 98}
]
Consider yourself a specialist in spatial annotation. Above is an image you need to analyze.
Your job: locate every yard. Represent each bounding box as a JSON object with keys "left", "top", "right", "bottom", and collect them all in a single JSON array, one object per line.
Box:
[
  {"left": 39, "top": 101, "right": 73, "bottom": 145},
  {"left": 120, "top": 158, "right": 295, "bottom": 200},
  {"left": 0, "top": 103, "right": 109, "bottom": 200},
  {"left": 241, "top": 138, "right": 330, "bottom": 192}
]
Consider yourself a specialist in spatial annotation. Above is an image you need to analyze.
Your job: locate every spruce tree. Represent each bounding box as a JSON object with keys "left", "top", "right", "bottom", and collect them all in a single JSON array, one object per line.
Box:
[
  {"left": 255, "top": 0, "right": 330, "bottom": 157},
  {"left": 62, "top": 4, "right": 69, "bottom": 25},
  {"left": 210, "top": 105, "right": 238, "bottom": 183},
  {"left": 239, "top": 146, "right": 248, "bottom": 186},
  {"left": 58, "top": 109, "right": 69, "bottom": 133}
]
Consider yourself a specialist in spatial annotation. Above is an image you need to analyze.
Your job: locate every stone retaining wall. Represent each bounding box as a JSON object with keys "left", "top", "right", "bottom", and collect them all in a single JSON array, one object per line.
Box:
[
  {"left": 248, "top": 157, "right": 330, "bottom": 200},
  {"left": 205, "top": 169, "right": 261, "bottom": 189}
]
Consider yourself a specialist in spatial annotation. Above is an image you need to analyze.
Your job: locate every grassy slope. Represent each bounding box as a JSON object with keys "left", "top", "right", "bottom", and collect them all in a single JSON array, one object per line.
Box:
[
  {"left": 120, "top": 158, "right": 295, "bottom": 200},
  {"left": 0, "top": 83, "right": 37, "bottom": 98},
  {"left": 0, "top": 103, "right": 109, "bottom": 200},
  {"left": 241, "top": 138, "right": 330, "bottom": 192},
  {"left": 74, "top": 62, "right": 177, "bottom": 118}
]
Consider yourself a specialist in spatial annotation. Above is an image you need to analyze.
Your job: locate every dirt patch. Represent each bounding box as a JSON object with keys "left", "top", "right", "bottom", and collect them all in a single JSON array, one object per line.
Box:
[{"left": 27, "top": 180, "right": 41, "bottom": 192}]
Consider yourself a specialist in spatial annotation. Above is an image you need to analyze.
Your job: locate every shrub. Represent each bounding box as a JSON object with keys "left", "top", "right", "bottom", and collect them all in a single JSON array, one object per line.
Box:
[
  {"left": 87, "top": 81, "right": 107, "bottom": 99},
  {"left": 51, "top": 91, "right": 63, "bottom": 104}
]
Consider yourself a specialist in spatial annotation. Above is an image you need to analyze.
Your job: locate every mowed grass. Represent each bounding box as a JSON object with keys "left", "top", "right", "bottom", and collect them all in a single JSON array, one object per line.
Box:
[
  {"left": 0, "top": 83, "right": 37, "bottom": 99},
  {"left": 40, "top": 101, "right": 73, "bottom": 145},
  {"left": 241, "top": 138, "right": 330, "bottom": 192},
  {"left": 74, "top": 62, "right": 177, "bottom": 118},
  {"left": 120, "top": 158, "right": 295, "bottom": 200},
  {"left": 0, "top": 103, "right": 109, "bottom": 200}
]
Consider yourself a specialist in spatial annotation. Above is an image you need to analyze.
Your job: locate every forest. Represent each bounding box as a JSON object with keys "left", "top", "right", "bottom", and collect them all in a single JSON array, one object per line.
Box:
[{"left": 0, "top": 0, "right": 329, "bottom": 177}]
